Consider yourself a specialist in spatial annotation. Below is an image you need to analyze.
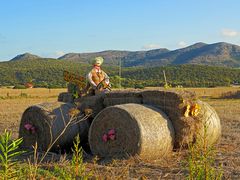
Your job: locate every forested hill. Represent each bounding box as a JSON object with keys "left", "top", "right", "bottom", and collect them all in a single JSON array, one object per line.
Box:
[
  {"left": 0, "top": 58, "right": 239, "bottom": 88},
  {"left": 122, "top": 65, "right": 240, "bottom": 87},
  {"left": 57, "top": 42, "right": 240, "bottom": 68}
]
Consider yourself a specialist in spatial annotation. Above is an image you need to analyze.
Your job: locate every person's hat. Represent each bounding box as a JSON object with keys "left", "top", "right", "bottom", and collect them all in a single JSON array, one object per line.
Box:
[{"left": 92, "top": 56, "right": 104, "bottom": 66}]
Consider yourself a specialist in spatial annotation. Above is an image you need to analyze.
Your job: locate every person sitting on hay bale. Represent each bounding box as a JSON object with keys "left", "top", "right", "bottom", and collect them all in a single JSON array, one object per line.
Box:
[{"left": 85, "top": 56, "right": 111, "bottom": 95}]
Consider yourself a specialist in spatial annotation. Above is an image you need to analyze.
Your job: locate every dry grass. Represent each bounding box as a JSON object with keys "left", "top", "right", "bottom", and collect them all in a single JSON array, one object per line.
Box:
[
  {"left": 0, "top": 88, "right": 66, "bottom": 98},
  {"left": 0, "top": 87, "right": 240, "bottom": 178},
  {"left": 145, "top": 86, "right": 240, "bottom": 98},
  {"left": 0, "top": 88, "right": 66, "bottom": 139},
  {"left": 187, "top": 87, "right": 240, "bottom": 98}
]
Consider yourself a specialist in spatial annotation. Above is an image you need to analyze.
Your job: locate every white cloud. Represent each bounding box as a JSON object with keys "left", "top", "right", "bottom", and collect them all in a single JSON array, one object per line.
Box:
[
  {"left": 40, "top": 51, "right": 66, "bottom": 58},
  {"left": 178, "top": 41, "right": 187, "bottom": 48},
  {"left": 142, "top": 44, "right": 161, "bottom": 50},
  {"left": 221, "top": 29, "right": 239, "bottom": 37},
  {"left": 54, "top": 51, "right": 65, "bottom": 57}
]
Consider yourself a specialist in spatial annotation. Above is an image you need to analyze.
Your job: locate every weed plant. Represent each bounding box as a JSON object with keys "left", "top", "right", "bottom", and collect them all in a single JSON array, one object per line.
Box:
[{"left": 186, "top": 124, "right": 223, "bottom": 180}]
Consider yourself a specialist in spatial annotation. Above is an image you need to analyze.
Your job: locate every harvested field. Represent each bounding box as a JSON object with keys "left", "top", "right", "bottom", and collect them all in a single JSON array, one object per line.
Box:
[
  {"left": 0, "top": 88, "right": 65, "bottom": 98},
  {"left": 0, "top": 87, "right": 239, "bottom": 179}
]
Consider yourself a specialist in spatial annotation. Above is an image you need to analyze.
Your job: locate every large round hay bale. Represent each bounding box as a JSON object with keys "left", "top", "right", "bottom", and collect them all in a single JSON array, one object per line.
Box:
[
  {"left": 89, "top": 103, "right": 175, "bottom": 159},
  {"left": 19, "top": 102, "right": 90, "bottom": 151}
]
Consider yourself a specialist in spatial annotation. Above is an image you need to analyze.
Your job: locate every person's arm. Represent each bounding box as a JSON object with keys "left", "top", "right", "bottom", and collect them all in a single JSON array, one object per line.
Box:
[
  {"left": 102, "top": 71, "right": 110, "bottom": 85},
  {"left": 87, "top": 72, "right": 97, "bottom": 88}
]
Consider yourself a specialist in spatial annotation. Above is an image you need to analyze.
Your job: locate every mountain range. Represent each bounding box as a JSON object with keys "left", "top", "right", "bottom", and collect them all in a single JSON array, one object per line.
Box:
[{"left": 10, "top": 42, "right": 240, "bottom": 67}]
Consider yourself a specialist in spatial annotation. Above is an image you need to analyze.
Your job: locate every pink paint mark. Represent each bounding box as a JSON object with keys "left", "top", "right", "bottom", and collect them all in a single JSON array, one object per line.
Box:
[
  {"left": 108, "top": 129, "right": 115, "bottom": 135},
  {"left": 102, "top": 134, "right": 108, "bottom": 142},
  {"left": 108, "top": 129, "right": 116, "bottom": 140},
  {"left": 24, "top": 123, "right": 37, "bottom": 134},
  {"left": 24, "top": 123, "right": 33, "bottom": 130},
  {"left": 108, "top": 134, "right": 115, "bottom": 140},
  {"left": 31, "top": 127, "right": 36, "bottom": 134}
]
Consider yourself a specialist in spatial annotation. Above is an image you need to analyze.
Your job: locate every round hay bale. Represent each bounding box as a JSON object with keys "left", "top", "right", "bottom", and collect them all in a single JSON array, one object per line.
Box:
[
  {"left": 19, "top": 102, "right": 90, "bottom": 151},
  {"left": 88, "top": 103, "right": 175, "bottom": 159},
  {"left": 195, "top": 100, "right": 221, "bottom": 145}
]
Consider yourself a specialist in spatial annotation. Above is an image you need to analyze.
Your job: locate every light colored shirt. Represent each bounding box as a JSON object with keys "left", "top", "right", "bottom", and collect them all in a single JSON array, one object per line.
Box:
[{"left": 87, "top": 68, "right": 109, "bottom": 87}]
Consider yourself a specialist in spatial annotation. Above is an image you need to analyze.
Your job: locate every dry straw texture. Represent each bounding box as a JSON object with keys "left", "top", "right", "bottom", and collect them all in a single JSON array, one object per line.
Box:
[
  {"left": 58, "top": 92, "right": 74, "bottom": 103},
  {"left": 195, "top": 100, "right": 221, "bottom": 145},
  {"left": 141, "top": 90, "right": 221, "bottom": 148},
  {"left": 76, "top": 94, "right": 105, "bottom": 117},
  {"left": 19, "top": 102, "right": 89, "bottom": 151},
  {"left": 89, "top": 103, "right": 175, "bottom": 159},
  {"left": 103, "top": 90, "right": 142, "bottom": 107}
]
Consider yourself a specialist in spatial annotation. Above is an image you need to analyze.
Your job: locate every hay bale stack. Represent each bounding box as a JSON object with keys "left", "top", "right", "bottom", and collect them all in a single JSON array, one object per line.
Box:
[
  {"left": 141, "top": 90, "right": 221, "bottom": 148},
  {"left": 76, "top": 94, "right": 105, "bottom": 117},
  {"left": 89, "top": 103, "right": 175, "bottom": 159},
  {"left": 19, "top": 102, "right": 90, "bottom": 151},
  {"left": 103, "top": 90, "right": 142, "bottom": 107},
  {"left": 58, "top": 92, "right": 74, "bottom": 103}
]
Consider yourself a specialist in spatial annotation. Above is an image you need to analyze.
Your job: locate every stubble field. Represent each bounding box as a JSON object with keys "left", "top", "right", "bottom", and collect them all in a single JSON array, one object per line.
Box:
[{"left": 0, "top": 87, "right": 239, "bottom": 179}]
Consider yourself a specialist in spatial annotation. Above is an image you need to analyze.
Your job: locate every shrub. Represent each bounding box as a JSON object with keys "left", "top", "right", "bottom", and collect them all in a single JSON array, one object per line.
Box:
[
  {"left": 13, "top": 85, "right": 26, "bottom": 89},
  {"left": 0, "top": 130, "right": 25, "bottom": 179},
  {"left": 134, "top": 83, "right": 145, "bottom": 89}
]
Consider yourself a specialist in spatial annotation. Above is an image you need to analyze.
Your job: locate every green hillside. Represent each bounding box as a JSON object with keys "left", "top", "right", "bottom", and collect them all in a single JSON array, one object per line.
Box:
[
  {"left": 0, "top": 59, "right": 117, "bottom": 88},
  {"left": 0, "top": 59, "right": 239, "bottom": 88}
]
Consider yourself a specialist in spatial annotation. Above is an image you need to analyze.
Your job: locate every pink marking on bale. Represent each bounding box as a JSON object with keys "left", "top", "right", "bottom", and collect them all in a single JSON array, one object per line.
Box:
[
  {"left": 24, "top": 123, "right": 33, "bottom": 131},
  {"left": 107, "top": 129, "right": 116, "bottom": 140},
  {"left": 102, "top": 134, "right": 108, "bottom": 142},
  {"left": 31, "top": 127, "right": 36, "bottom": 134},
  {"left": 108, "top": 129, "right": 115, "bottom": 136},
  {"left": 108, "top": 134, "right": 116, "bottom": 140}
]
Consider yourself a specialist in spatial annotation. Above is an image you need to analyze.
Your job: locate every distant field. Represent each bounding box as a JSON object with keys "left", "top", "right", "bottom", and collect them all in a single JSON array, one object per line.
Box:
[
  {"left": 187, "top": 86, "right": 240, "bottom": 98},
  {"left": 0, "top": 86, "right": 239, "bottom": 98},
  {"left": 0, "top": 87, "right": 239, "bottom": 178},
  {"left": 146, "top": 86, "right": 240, "bottom": 98},
  {"left": 0, "top": 88, "right": 66, "bottom": 98}
]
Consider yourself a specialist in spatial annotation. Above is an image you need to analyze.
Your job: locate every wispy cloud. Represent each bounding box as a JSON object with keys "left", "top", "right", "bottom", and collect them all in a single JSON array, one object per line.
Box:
[
  {"left": 55, "top": 51, "right": 65, "bottom": 57},
  {"left": 221, "top": 29, "right": 239, "bottom": 37},
  {"left": 142, "top": 44, "right": 161, "bottom": 50},
  {"left": 40, "top": 51, "right": 66, "bottom": 58},
  {"left": 178, "top": 41, "right": 187, "bottom": 48}
]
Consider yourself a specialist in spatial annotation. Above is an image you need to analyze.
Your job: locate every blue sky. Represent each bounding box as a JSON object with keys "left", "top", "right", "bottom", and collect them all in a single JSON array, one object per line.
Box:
[{"left": 0, "top": 0, "right": 240, "bottom": 60}]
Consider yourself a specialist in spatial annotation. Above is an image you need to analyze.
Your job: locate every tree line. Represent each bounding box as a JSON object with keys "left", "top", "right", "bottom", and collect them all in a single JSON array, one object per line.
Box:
[{"left": 0, "top": 59, "right": 239, "bottom": 88}]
